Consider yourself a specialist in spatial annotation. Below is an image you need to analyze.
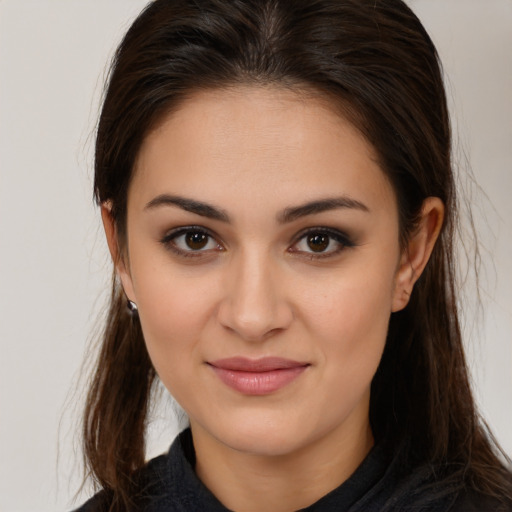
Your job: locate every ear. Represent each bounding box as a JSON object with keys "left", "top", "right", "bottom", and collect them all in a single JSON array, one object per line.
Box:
[
  {"left": 392, "top": 197, "right": 444, "bottom": 312},
  {"left": 101, "top": 203, "right": 136, "bottom": 302}
]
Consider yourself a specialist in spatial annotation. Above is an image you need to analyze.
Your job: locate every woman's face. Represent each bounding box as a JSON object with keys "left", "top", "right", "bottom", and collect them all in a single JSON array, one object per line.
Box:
[{"left": 115, "top": 86, "right": 407, "bottom": 458}]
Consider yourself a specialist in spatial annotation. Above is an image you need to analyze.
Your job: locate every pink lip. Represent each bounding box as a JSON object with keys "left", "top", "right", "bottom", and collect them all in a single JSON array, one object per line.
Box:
[{"left": 208, "top": 357, "right": 309, "bottom": 395}]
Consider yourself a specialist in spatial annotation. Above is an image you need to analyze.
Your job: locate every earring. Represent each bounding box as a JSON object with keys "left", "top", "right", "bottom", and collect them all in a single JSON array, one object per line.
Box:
[{"left": 127, "top": 299, "right": 138, "bottom": 314}]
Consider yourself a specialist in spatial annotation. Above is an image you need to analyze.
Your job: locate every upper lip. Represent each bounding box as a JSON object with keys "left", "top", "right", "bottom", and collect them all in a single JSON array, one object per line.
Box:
[{"left": 208, "top": 357, "right": 309, "bottom": 372}]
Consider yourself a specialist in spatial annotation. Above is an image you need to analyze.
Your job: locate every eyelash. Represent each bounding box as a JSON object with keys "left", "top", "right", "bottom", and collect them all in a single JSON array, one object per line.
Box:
[
  {"left": 289, "top": 227, "right": 355, "bottom": 259},
  {"left": 160, "top": 226, "right": 222, "bottom": 258},
  {"left": 160, "top": 226, "right": 354, "bottom": 259}
]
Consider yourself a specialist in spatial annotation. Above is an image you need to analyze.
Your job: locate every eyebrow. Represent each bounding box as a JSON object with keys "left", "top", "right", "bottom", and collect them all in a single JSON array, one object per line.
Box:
[
  {"left": 144, "top": 194, "right": 369, "bottom": 224},
  {"left": 145, "top": 195, "right": 230, "bottom": 222},
  {"left": 277, "top": 196, "right": 369, "bottom": 223}
]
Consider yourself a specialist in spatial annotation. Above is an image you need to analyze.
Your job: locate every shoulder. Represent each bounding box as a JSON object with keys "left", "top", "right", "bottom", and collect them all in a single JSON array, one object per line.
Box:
[
  {"left": 72, "top": 429, "right": 213, "bottom": 512},
  {"left": 72, "top": 492, "right": 109, "bottom": 512},
  {"left": 370, "top": 451, "right": 512, "bottom": 512},
  {"left": 72, "top": 453, "right": 170, "bottom": 512},
  {"left": 450, "top": 488, "right": 512, "bottom": 512}
]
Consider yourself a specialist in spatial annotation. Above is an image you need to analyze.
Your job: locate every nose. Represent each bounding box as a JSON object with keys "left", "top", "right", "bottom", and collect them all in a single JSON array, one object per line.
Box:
[{"left": 217, "top": 249, "right": 293, "bottom": 342}]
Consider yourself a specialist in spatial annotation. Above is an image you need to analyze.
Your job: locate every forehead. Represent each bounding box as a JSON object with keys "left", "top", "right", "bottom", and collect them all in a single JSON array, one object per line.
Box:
[{"left": 130, "top": 86, "right": 396, "bottom": 219}]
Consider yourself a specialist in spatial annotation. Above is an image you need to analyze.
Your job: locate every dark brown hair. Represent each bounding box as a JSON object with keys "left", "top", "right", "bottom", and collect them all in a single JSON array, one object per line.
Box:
[{"left": 84, "top": 0, "right": 512, "bottom": 508}]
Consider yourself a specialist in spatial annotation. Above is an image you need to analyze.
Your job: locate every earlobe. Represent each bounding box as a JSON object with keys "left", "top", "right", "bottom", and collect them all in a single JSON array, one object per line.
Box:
[
  {"left": 100, "top": 203, "right": 136, "bottom": 302},
  {"left": 392, "top": 197, "right": 444, "bottom": 312}
]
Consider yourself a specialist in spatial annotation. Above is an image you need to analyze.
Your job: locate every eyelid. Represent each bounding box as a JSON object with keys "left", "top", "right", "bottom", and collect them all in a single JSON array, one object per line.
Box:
[
  {"left": 160, "top": 225, "right": 224, "bottom": 257},
  {"left": 288, "top": 226, "right": 355, "bottom": 257},
  {"left": 159, "top": 225, "right": 354, "bottom": 260}
]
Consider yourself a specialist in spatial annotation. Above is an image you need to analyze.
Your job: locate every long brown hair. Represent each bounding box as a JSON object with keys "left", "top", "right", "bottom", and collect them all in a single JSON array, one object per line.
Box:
[{"left": 84, "top": 0, "right": 512, "bottom": 508}]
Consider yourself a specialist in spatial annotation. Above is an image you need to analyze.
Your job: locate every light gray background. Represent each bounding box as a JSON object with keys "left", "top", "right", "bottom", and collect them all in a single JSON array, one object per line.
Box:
[{"left": 0, "top": 1, "right": 511, "bottom": 510}]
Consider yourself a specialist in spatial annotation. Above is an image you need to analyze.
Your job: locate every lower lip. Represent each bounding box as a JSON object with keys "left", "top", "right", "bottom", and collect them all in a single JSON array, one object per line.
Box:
[{"left": 210, "top": 366, "right": 308, "bottom": 395}]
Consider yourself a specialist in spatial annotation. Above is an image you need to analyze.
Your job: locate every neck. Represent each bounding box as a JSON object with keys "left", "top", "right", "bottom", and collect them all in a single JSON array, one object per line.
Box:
[{"left": 192, "top": 414, "right": 374, "bottom": 512}]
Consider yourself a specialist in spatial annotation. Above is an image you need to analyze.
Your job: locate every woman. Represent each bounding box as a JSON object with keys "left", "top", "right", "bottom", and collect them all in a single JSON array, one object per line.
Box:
[{"left": 77, "top": 0, "right": 512, "bottom": 510}]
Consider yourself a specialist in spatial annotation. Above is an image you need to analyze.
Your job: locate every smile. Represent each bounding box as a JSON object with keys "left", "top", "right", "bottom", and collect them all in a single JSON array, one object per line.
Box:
[{"left": 208, "top": 357, "right": 310, "bottom": 395}]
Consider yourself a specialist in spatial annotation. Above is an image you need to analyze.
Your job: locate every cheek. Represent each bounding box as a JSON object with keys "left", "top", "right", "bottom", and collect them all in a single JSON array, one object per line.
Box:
[
  {"left": 130, "top": 258, "right": 222, "bottom": 371},
  {"left": 140, "top": 282, "right": 216, "bottom": 334},
  {"left": 301, "top": 264, "right": 395, "bottom": 373},
  {"left": 135, "top": 275, "right": 219, "bottom": 405}
]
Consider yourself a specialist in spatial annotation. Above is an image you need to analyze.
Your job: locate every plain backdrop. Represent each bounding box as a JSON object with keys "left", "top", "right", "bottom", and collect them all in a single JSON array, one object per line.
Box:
[{"left": 0, "top": 1, "right": 511, "bottom": 510}]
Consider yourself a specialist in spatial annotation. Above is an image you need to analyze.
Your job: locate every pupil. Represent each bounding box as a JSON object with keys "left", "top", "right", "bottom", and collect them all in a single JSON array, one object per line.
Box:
[
  {"left": 186, "top": 232, "right": 208, "bottom": 250},
  {"left": 307, "top": 233, "right": 329, "bottom": 252}
]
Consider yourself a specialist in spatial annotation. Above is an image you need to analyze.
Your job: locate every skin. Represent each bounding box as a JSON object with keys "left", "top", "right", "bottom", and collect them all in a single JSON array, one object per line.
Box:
[{"left": 103, "top": 86, "right": 443, "bottom": 512}]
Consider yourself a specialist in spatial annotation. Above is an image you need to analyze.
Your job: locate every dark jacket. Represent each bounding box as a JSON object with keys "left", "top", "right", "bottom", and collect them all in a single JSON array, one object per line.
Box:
[{"left": 76, "top": 428, "right": 510, "bottom": 511}]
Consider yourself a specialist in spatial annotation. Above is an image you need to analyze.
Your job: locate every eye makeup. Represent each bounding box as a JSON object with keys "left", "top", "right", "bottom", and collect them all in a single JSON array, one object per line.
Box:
[
  {"left": 159, "top": 224, "right": 356, "bottom": 261},
  {"left": 160, "top": 225, "right": 223, "bottom": 258},
  {"left": 288, "top": 226, "right": 356, "bottom": 260}
]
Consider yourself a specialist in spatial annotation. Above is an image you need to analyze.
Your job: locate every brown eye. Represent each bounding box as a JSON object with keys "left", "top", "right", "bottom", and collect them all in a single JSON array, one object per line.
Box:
[
  {"left": 162, "top": 227, "right": 221, "bottom": 256},
  {"left": 290, "top": 228, "right": 353, "bottom": 258},
  {"left": 185, "top": 231, "right": 209, "bottom": 250},
  {"left": 307, "top": 233, "right": 329, "bottom": 252}
]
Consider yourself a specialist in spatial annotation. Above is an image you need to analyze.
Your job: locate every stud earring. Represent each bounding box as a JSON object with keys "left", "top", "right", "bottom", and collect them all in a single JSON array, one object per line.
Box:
[{"left": 127, "top": 299, "right": 138, "bottom": 314}]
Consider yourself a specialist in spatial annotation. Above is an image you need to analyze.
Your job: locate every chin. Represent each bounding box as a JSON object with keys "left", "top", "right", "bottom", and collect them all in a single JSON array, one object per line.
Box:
[
  {"left": 204, "top": 409, "right": 333, "bottom": 459},
  {"left": 225, "top": 428, "right": 305, "bottom": 457},
  {"left": 190, "top": 407, "right": 301, "bottom": 457}
]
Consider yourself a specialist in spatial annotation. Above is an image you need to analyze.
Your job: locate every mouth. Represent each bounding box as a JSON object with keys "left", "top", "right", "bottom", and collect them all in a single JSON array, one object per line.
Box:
[{"left": 207, "top": 357, "right": 310, "bottom": 395}]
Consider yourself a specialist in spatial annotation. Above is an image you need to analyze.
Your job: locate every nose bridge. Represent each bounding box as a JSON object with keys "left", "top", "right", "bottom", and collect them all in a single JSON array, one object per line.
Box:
[{"left": 218, "top": 244, "right": 291, "bottom": 341}]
